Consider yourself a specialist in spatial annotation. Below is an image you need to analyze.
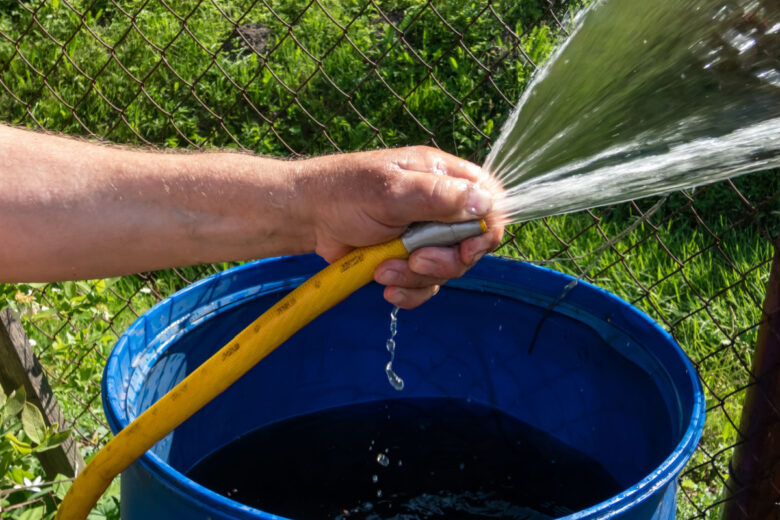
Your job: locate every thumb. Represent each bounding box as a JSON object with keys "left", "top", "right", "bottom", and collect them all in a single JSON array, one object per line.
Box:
[{"left": 388, "top": 171, "right": 494, "bottom": 224}]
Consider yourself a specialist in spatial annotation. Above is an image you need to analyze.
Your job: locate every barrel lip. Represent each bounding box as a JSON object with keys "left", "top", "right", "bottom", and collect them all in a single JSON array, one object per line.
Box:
[
  {"left": 104, "top": 254, "right": 705, "bottom": 520},
  {"left": 465, "top": 259, "right": 706, "bottom": 519}
]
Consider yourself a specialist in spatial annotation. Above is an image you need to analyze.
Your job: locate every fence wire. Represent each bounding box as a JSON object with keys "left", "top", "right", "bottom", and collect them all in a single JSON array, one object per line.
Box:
[{"left": 0, "top": 0, "right": 778, "bottom": 518}]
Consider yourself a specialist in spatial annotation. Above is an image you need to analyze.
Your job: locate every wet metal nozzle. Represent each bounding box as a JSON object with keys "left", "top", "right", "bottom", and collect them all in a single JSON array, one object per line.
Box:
[{"left": 401, "top": 220, "right": 488, "bottom": 253}]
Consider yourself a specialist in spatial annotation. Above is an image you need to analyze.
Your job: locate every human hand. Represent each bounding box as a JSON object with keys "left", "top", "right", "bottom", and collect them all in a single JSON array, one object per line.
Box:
[{"left": 294, "top": 146, "right": 505, "bottom": 309}]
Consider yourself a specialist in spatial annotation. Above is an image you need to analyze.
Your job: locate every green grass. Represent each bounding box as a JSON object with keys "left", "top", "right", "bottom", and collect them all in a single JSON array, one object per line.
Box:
[
  {"left": 1, "top": 0, "right": 778, "bottom": 518},
  {"left": 0, "top": 0, "right": 580, "bottom": 157}
]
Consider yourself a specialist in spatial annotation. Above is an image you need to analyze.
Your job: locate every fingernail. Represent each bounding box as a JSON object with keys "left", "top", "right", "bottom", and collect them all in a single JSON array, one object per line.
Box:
[
  {"left": 466, "top": 186, "right": 493, "bottom": 216},
  {"left": 388, "top": 288, "right": 408, "bottom": 306},
  {"left": 376, "top": 269, "right": 402, "bottom": 285},
  {"left": 470, "top": 248, "right": 490, "bottom": 266},
  {"left": 412, "top": 256, "right": 438, "bottom": 276}
]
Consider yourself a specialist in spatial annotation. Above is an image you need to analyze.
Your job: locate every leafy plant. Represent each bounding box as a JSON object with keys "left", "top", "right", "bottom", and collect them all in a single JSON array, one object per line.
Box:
[{"left": 0, "top": 385, "right": 72, "bottom": 517}]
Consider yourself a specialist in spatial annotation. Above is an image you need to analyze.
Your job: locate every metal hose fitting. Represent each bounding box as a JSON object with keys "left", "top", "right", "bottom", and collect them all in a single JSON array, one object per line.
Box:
[{"left": 401, "top": 219, "right": 488, "bottom": 253}]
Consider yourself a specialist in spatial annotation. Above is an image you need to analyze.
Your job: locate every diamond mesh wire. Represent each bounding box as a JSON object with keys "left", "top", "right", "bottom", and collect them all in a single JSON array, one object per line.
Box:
[{"left": 0, "top": 1, "right": 778, "bottom": 518}]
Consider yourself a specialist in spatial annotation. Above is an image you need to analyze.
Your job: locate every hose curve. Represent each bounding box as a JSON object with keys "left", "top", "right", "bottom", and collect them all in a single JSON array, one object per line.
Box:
[
  {"left": 55, "top": 219, "right": 486, "bottom": 519},
  {"left": 55, "top": 238, "right": 409, "bottom": 520}
]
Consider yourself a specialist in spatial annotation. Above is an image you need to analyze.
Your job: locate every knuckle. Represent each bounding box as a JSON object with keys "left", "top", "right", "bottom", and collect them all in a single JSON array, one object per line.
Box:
[
  {"left": 410, "top": 145, "right": 437, "bottom": 157},
  {"left": 429, "top": 175, "right": 467, "bottom": 207},
  {"left": 428, "top": 176, "right": 445, "bottom": 202}
]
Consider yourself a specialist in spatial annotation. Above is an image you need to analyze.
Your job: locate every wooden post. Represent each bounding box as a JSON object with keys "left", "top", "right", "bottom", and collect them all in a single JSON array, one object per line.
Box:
[
  {"left": 722, "top": 235, "right": 780, "bottom": 520},
  {"left": 0, "top": 308, "right": 84, "bottom": 478}
]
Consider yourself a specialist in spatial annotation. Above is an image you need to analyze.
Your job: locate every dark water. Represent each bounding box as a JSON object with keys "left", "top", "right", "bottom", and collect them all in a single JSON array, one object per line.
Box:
[{"left": 187, "top": 398, "right": 622, "bottom": 520}]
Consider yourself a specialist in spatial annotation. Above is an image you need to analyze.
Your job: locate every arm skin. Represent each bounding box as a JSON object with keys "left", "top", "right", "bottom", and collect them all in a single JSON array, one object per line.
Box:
[{"left": 0, "top": 125, "right": 504, "bottom": 308}]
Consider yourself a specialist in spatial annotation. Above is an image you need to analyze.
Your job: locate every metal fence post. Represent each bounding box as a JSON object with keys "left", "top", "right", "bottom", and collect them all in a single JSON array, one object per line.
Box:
[{"left": 722, "top": 234, "right": 780, "bottom": 520}]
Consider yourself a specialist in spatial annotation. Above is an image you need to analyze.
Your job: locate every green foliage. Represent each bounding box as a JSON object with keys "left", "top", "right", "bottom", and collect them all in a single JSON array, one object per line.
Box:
[
  {"left": 0, "top": 386, "right": 71, "bottom": 517},
  {"left": 0, "top": 384, "right": 120, "bottom": 518},
  {"left": 0, "top": 0, "right": 583, "bottom": 159}
]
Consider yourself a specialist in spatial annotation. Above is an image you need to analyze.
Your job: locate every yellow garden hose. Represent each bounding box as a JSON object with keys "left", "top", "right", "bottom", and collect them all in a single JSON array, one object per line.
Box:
[{"left": 55, "top": 220, "right": 486, "bottom": 520}]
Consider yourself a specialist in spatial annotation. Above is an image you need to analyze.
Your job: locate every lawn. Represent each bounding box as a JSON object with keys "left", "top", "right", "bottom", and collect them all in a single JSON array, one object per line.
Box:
[{"left": 1, "top": 0, "right": 778, "bottom": 518}]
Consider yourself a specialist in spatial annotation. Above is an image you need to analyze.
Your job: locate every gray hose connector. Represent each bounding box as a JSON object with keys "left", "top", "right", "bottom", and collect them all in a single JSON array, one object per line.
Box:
[{"left": 401, "top": 220, "right": 487, "bottom": 253}]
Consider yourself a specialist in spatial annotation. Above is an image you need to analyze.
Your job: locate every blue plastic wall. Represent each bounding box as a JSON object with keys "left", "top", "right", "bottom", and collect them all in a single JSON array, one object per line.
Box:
[{"left": 104, "top": 255, "right": 705, "bottom": 519}]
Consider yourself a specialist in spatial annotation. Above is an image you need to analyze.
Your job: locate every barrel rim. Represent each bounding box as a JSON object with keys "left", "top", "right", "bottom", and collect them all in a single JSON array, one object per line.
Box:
[{"left": 104, "top": 254, "right": 705, "bottom": 520}]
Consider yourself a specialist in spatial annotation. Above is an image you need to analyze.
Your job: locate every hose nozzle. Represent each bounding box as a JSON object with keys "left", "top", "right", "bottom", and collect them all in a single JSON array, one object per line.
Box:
[{"left": 401, "top": 220, "right": 487, "bottom": 253}]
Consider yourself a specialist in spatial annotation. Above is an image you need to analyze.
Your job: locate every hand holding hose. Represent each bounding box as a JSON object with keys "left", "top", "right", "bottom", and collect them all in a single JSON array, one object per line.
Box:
[
  {"left": 1, "top": 126, "right": 504, "bottom": 307},
  {"left": 291, "top": 146, "right": 504, "bottom": 308}
]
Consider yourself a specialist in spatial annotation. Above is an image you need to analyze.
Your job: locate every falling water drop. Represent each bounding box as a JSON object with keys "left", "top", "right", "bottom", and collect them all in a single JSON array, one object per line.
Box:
[
  {"left": 386, "top": 363, "right": 404, "bottom": 391},
  {"left": 384, "top": 306, "right": 404, "bottom": 391},
  {"left": 377, "top": 453, "right": 390, "bottom": 467}
]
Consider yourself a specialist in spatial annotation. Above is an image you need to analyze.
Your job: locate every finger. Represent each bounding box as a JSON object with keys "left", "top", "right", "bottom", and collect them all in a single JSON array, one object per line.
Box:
[
  {"left": 408, "top": 246, "right": 469, "bottom": 279},
  {"left": 395, "top": 146, "right": 488, "bottom": 183},
  {"left": 383, "top": 170, "right": 493, "bottom": 224},
  {"left": 458, "top": 221, "right": 505, "bottom": 266},
  {"left": 375, "top": 258, "right": 448, "bottom": 288},
  {"left": 407, "top": 223, "right": 504, "bottom": 277},
  {"left": 383, "top": 285, "right": 441, "bottom": 310}
]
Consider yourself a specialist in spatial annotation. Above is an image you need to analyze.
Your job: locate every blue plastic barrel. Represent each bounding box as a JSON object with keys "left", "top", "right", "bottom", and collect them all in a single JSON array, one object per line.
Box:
[{"left": 104, "top": 255, "right": 704, "bottom": 519}]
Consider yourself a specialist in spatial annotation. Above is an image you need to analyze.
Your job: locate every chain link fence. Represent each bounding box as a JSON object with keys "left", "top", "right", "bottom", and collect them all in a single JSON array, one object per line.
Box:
[{"left": 0, "top": 0, "right": 778, "bottom": 518}]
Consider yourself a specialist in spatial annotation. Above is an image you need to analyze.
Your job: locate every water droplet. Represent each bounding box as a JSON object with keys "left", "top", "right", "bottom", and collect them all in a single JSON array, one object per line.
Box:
[
  {"left": 383, "top": 306, "right": 404, "bottom": 391},
  {"left": 372, "top": 474, "right": 378, "bottom": 483},
  {"left": 376, "top": 489, "right": 382, "bottom": 498},
  {"left": 385, "top": 362, "right": 404, "bottom": 391},
  {"left": 377, "top": 453, "right": 390, "bottom": 467},
  {"left": 398, "top": 460, "right": 403, "bottom": 467},
  {"left": 459, "top": 463, "right": 465, "bottom": 470}
]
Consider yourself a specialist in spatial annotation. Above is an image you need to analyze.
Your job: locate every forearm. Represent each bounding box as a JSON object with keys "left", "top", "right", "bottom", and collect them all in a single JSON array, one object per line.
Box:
[{"left": 0, "top": 125, "right": 312, "bottom": 282}]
